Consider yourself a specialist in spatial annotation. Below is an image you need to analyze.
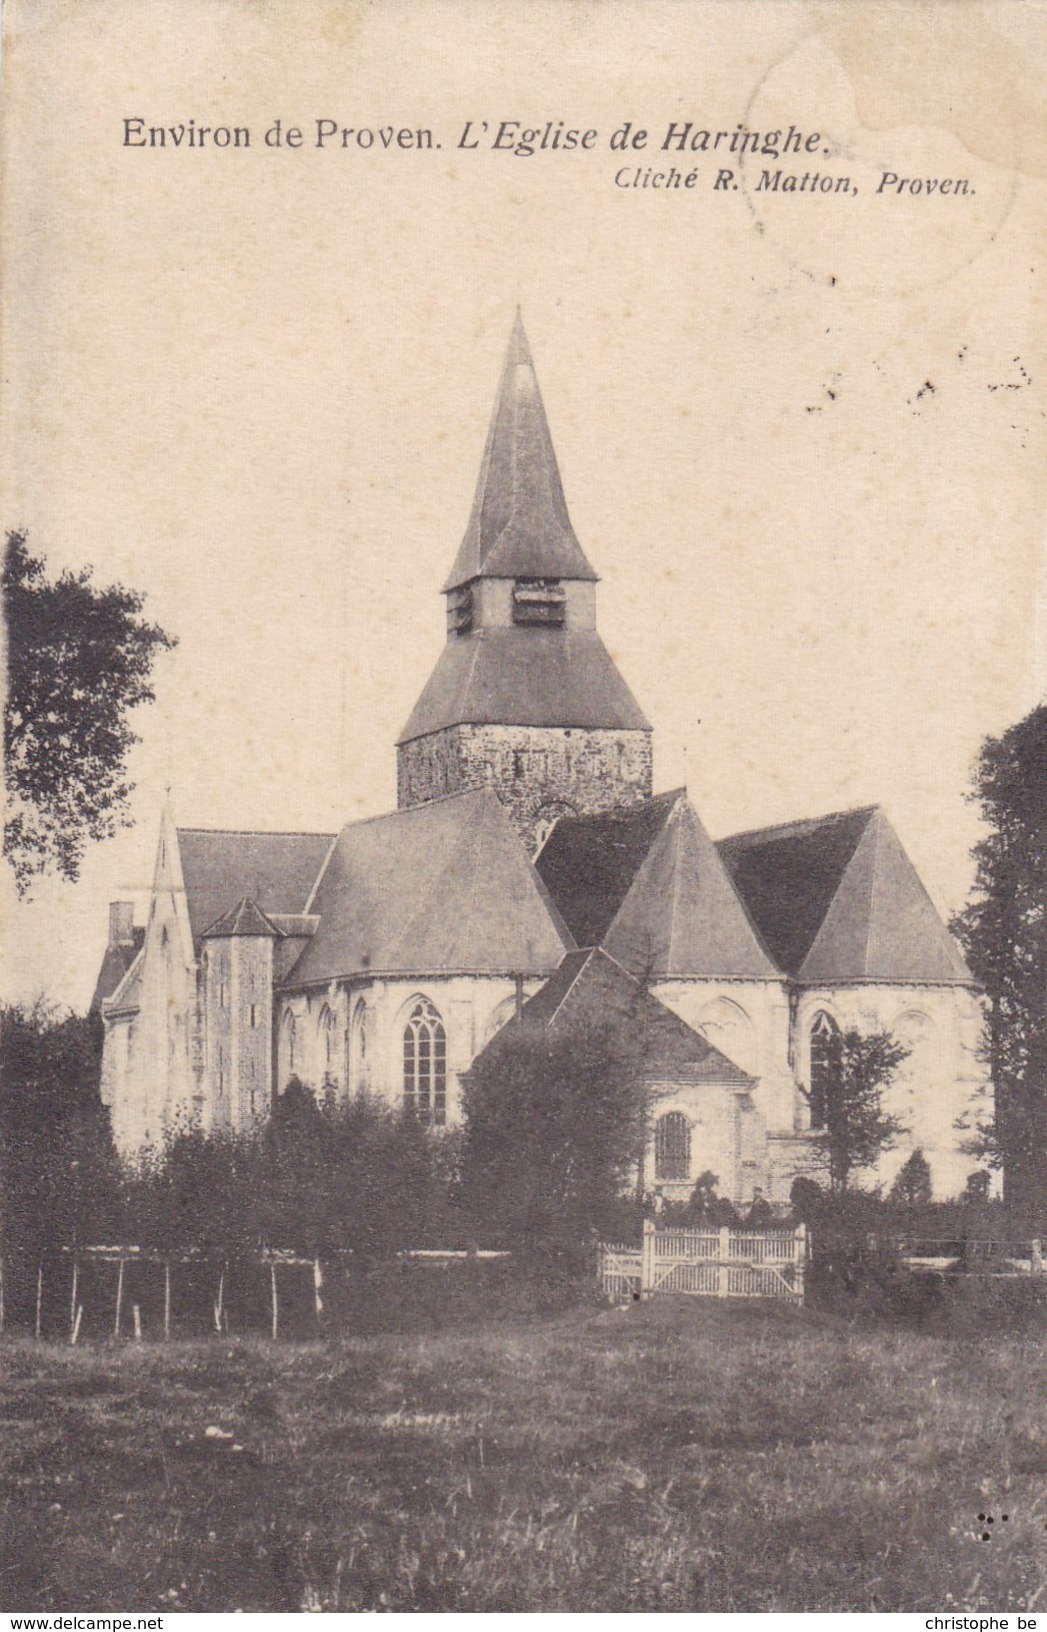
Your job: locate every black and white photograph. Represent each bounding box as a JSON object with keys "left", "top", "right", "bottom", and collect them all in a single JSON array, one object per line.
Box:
[{"left": 1, "top": 0, "right": 1046, "bottom": 1615}]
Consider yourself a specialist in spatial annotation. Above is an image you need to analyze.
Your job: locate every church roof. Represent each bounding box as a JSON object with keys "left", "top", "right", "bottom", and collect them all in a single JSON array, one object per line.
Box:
[
  {"left": 90, "top": 930, "right": 145, "bottom": 1015},
  {"left": 397, "top": 627, "right": 650, "bottom": 742},
  {"left": 484, "top": 947, "right": 754, "bottom": 1084},
  {"left": 176, "top": 829, "right": 336, "bottom": 944},
  {"left": 102, "top": 949, "right": 144, "bottom": 1016},
  {"left": 719, "top": 806, "right": 973, "bottom": 984},
  {"left": 533, "top": 792, "right": 683, "bottom": 947},
  {"left": 442, "top": 315, "right": 599, "bottom": 593},
  {"left": 201, "top": 897, "right": 280, "bottom": 939},
  {"left": 717, "top": 808, "right": 875, "bottom": 976},
  {"left": 285, "top": 788, "right": 573, "bottom": 985},
  {"left": 536, "top": 791, "right": 779, "bottom": 981}
]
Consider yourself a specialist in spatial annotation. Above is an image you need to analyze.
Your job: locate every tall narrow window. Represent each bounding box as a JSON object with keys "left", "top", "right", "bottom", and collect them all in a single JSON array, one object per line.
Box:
[
  {"left": 403, "top": 997, "right": 446, "bottom": 1125},
  {"left": 282, "top": 1009, "right": 297, "bottom": 1079},
  {"left": 809, "top": 1011, "right": 840, "bottom": 1131},
  {"left": 319, "top": 1004, "right": 339, "bottom": 1089},
  {"left": 655, "top": 1112, "right": 691, "bottom": 1181},
  {"left": 351, "top": 999, "right": 371, "bottom": 1095}
]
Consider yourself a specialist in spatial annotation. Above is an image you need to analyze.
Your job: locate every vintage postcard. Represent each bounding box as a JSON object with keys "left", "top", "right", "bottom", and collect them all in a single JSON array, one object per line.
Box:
[{"left": 2, "top": 0, "right": 1046, "bottom": 1615}]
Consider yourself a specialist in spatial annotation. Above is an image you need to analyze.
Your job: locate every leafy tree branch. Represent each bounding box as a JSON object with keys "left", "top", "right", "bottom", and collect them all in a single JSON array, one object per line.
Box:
[{"left": 3, "top": 529, "right": 176, "bottom": 895}]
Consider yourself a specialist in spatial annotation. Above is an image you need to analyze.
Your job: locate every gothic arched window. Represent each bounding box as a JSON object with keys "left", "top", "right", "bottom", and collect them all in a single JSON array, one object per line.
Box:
[
  {"left": 696, "top": 996, "right": 757, "bottom": 1077},
  {"left": 403, "top": 997, "right": 446, "bottom": 1125},
  {"left": 281, "top": 1009, "right": 297, "bottom": 1079},
  {"left": 654, "top": 1111, "right": 691, "bottom": 1182},
  {"left": 350, "top": 999, "right": 370, "bottom": 1094},
  {"left": 809, "top": 1011, "right": 840, "bottom": 1131},
  {"left": 532, "top": 800, "right": 577, "bottom": 855},
  {"left": 319, "top": 1004, "right": 339, "bottom": 1087}
]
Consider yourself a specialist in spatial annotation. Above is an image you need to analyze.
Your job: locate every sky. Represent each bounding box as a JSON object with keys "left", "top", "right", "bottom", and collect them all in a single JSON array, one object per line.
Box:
[{"left": 3, "top": 0, "right": 1045, "bottom": 1013}]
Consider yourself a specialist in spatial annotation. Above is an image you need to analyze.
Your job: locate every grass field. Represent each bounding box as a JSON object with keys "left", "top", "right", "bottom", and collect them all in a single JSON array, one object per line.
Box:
[{"left": 2, "top": 1296, "right": 1046, "bottom": 1612}]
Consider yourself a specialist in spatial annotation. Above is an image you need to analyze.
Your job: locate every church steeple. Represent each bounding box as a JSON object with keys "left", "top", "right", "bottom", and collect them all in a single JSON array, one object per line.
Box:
[
  {"left": 442, "top": 314, "right": 598, "bottom": 593},
  {"left": 397, "top": 319, "right": 653, "bottom": 855}
]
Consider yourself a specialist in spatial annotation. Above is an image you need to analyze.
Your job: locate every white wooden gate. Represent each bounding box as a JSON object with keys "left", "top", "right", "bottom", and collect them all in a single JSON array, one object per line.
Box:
[{"left": 598, "top": 1220, "right": 806, "bottom": 1305}]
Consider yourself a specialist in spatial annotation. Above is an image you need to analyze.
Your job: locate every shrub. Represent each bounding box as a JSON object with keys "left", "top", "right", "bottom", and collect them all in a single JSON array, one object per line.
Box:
[{"left": 460, "top": 1022, "right": 646, "bottom": 1251}]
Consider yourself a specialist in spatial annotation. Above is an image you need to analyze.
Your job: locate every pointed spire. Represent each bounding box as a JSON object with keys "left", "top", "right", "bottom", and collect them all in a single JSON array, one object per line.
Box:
[
  {"left": 442, "top": 316, "right": 599, "bottom": 592},
  {"left": 151, "top": 794, "right": 183, "bottom": 898},
  {"left": 148, "top": 794, "right": 195, "bottom": 968}
]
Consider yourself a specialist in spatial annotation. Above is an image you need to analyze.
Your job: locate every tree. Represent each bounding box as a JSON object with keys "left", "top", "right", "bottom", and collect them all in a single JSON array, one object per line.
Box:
[
  {"left": 122, "top": 1084, "right": 454, "bottom": 1262},
  {"left": 0, "top": 1001, "right": 120, "bottom": 1313},
  {"left": 801, "top": 1026, "right": 909, "bottom": 1193},
  {"left": 126, "top": 1124, "right": 265, "bottom": 1259},
  {"left": 951, "top": 704, "right": 1047, "bottom": 1210},
  {"left": 889, "top": 1148, "right": 932, "bottom": 1209},
  {"left": 460, "top": 1021, "right": 647, "bottom": 1248},
  {"left": 3, "top": 529, "right": 176, "bottom": 895}
]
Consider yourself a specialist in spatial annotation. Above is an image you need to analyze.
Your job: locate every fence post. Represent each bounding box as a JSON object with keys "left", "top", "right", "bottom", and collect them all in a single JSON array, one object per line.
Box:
[
  {"left": 35, "top": 1264, "right": 43, "bottom": 1341},
  {"left": 314, "top": 1257, "right": 324, "bottom": 1331},
  {"left": 641, "top": 1219, "right": 655, "bottom": 1297},
  {"left": 114, "top": 1255, "right": 124, "bottom": 1341},
  {"left": 164, "top": 1260, "right": 171, "bottom": 1340},
  {"left": 717, "top": 1227, "right": 731, "bottom": 1298},
  {"left": 1032, "top": 1238, "right": 1043, "bottom": 1277},
  {"left": 214, "top": 1268, "right": 225, "bottom": 1335},
  {"left": 270, "top": 1260, "right": 279, "bottom": 1341},
  {"left": 70, "top": 1260, "right": 79, "bottom": 1344},
  {"left": 795, "top": 1222, "right": 807, "bottom": 1303}
]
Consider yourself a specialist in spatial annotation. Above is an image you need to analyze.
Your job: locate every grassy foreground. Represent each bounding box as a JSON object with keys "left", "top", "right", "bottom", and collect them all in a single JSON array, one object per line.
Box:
[{"left": 2, "top": 1297, "right": 1046, "bottom": 1612}]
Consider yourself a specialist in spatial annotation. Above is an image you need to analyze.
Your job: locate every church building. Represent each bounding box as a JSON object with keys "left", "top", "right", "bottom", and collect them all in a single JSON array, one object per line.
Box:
[{"left": 98, "top": 317, "right": 989, "bottom": 1202}]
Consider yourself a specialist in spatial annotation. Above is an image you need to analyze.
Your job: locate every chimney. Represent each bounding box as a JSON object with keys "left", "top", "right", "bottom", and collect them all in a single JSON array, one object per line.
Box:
[{"left": 109, "top": 901, "right": 134, "bottom": 948}]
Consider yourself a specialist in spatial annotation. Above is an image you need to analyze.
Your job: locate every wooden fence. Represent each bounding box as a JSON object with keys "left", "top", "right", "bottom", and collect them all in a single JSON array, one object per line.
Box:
[
  {"left": 598, "top": 1220, "right": 807, "bottom": 1305},
  {"left": 0, "top": 1245, "right": 511, "bottom": 1343},
  {"left": 896, "top": 1237, "right": 1044, "bottom": 1276}
]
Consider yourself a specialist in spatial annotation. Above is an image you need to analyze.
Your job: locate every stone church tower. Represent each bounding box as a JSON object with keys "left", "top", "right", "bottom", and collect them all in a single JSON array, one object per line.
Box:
[{"left": 396, "top": 316, "right": 652, "bottom": 854}]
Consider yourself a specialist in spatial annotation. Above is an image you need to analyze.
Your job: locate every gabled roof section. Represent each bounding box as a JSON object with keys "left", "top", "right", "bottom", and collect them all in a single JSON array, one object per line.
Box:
[
  {"left": 267, "top": 913, "right": 320, "bottom": 938},
  {"left": 202, "top": 897, "right": 279, "bottom": 940},
  {"left": 485, "top": 948, "right": 754, "bottom": 1085},
  {"left": 90, "top": 929, "right": 145, "bottom": 1015},
  {"left": 442, "top": 315, "right": 599, "bottom": 593},
  {"left": 285, "top": 788, "right": 573, "bottom": 985},
  {"left": 718, "top": 806, "right": 973, "bottom": 985},
  {"left": 603, "top": 795, "right": 780, "bottom": 980},
  {"left": 537, "top": 791, "right": 778, "bottom": 981},
  {"left": 175, "top": 829, "right": 335, "bottom": 944},
  {"left": 102, "top": 949, "right": 144, "bottom": 1017},
  {"left": 534, "top": 792, "right": 681, "bottom": 947},
  {"left": 717, "top": 807, "right": 876, "bottom": 976},
  {"left": 798, "top": 809, "right": 973, "bottom": 984},
  {"left": 397, "top": 627, "right": 650, "bottom": 742}
]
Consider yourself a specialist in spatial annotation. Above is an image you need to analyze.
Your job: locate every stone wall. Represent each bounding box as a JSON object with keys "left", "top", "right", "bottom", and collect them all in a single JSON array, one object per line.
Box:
[
  {"left": 646, "top": 1079, "right": 770, "bottom": 1208},
  {"left": 792, "top": 982, "right": 990, "bottom": 1198},
  {"left": 397, "top": 724, "right": 653, "bottom": 852},
  {"left": 654, "top": 977, "right": 798, "bottom": 1140},
  {"left": 276, "top": 973, "right": 543, "bottom": 1124},
  {"left": 648, "top": 976, "right": 990, "bottom": 1202}
]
